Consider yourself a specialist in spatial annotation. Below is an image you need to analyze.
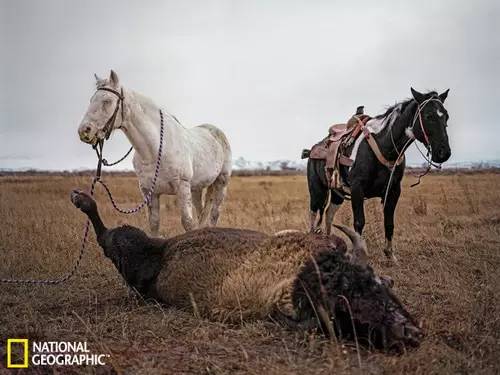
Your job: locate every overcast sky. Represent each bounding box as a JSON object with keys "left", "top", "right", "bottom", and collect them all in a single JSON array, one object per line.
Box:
[{"left": 1, "top": 0, "right": 499, "bottom": 170}]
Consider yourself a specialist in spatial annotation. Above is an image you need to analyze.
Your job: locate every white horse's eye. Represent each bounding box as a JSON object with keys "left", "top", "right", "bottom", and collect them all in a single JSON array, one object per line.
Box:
[{"left": 436, "top": 109, "right": 444, "bottom": 118}]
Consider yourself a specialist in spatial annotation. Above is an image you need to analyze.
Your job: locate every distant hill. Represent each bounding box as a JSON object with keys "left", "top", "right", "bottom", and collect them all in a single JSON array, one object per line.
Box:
[
  {"left": 1, "top": 158, "right": 499, "bottom": 175},
  {"left": 232, "top": 157, "right": 306, "bottom": 172},
  {"left": 231, "top": 157, "right": 500, "bottom": 172}
]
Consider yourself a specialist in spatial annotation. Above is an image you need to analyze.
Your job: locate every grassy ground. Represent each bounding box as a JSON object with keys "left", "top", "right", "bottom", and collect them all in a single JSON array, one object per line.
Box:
[{"left": 0, "top": 173, "right": 499, "bottom": 374}]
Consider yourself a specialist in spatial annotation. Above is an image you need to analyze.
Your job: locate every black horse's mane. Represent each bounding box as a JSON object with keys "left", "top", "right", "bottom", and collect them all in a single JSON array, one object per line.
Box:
[{"left": 374, "top": 91, "right": 439, "bottom": 120}]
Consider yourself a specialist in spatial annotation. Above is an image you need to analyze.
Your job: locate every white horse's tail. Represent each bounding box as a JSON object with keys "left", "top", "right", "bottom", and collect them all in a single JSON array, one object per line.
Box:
[
  {"left": 198, "top": 124, "right": 232, "bottom": 227},
  {"left": 199, "top": 124, "right": 232, "bottom": 163}
]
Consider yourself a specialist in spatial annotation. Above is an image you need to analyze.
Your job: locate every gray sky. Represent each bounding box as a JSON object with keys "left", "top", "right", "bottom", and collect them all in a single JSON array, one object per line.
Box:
[{"left": 1, "top": 0, "right": 499, "bottom": 170}]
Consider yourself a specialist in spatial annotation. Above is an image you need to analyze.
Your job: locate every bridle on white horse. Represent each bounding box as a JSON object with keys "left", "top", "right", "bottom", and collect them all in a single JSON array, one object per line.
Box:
[
  {"left": 92, "top": 86, "right": 133, "bottom": 172},
  {"left": 96, "top": 87, "right": 125, "bottom": 139},
  {"left": 89, "top": 85, "right": 165, "bottom": 212}
]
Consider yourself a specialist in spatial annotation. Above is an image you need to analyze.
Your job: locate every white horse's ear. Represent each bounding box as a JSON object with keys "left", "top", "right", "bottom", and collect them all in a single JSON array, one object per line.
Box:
[
  {"left": 109, "top": 70, "right": 119, "bottom": 87},
  {"left": 94, "top": 73, "right": 103, "bottom": 81}
]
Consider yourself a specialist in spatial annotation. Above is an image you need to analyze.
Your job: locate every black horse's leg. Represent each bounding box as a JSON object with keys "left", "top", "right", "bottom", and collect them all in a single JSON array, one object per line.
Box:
[
  {"left": 351, "top": 182, "right": 365, "bottom": 234},
  {"left": 307, "top": 160, "right": 328, "bottom": 233},
  {"left": 325, "top": 191, "right": 344, "bottom": 235},
  {"left": 309, "top": 185, "right": 328, "bottom": 233},
  {"left": 383, "top": 184, "right": 401, "bottom": 262}
]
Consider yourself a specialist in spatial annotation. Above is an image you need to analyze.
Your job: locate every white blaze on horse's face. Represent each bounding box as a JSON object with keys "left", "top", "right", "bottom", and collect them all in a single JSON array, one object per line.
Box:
[
  {"left": 436, "top": 109, "right": 444, "bottom": 118},
  {"left": 78, "top": 71, "right": 121, "bottom": 145}
]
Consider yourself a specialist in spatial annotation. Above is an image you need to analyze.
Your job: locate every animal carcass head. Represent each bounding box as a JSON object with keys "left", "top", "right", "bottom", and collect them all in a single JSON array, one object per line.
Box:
[{"left": 292, "top": 226, "right": 422, "bottom": 352}]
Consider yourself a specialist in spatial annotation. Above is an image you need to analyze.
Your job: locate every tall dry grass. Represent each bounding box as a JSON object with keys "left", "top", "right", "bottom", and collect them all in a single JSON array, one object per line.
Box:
[{"left": 0, "top": 172, "right": 499, "bottom": 374}]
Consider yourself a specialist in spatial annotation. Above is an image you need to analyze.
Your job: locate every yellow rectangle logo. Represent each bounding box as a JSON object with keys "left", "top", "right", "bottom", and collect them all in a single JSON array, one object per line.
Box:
[{"left": 7, "top": 339, "right": 29, "bottom": 368}]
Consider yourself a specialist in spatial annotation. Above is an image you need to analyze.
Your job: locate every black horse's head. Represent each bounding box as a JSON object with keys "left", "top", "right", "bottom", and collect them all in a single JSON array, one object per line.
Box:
[{"left": 410, "top": 88, "right": 451, "bottom": 163}]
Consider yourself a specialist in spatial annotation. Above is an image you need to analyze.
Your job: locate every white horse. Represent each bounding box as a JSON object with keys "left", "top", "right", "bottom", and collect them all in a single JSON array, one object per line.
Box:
[{"left": 78, "top": 70, "right": 232, "bottom": 235}]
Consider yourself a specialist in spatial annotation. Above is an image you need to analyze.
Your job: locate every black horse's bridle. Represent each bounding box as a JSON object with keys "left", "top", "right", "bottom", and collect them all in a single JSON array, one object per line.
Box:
[{"left": 389, "top": 96, "right": 444, "bottom": 159}]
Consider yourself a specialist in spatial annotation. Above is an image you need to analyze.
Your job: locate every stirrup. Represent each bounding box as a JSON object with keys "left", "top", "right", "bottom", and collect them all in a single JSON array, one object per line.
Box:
[{"left": 330, "top": 170, "right": 340, "bottom": 189}]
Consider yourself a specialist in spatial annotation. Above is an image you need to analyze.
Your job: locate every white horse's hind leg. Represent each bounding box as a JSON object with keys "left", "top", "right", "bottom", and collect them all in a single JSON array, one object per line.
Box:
[
  {"left": 191, "top": 188, "right": 203, "bottom": 225},
  {"left": 178, "top": 181, "right": 197, "bottom": 232},
  {"left": 200, "top": 184, "right": 215, "bottom": 227},
  {"left": 208, "top": 173, "right": 229, "bottom": 226},
  {"left": 147, "top": 193, "right": 160, "bottom": 236},
  {"left": 197, "top": 124, "right": 232, "bottom": 227}
]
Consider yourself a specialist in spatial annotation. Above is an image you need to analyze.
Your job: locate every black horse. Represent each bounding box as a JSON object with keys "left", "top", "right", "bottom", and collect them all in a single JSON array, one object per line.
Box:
[{"left": 305, "top": 88, "right": 451, "bottom": 261}]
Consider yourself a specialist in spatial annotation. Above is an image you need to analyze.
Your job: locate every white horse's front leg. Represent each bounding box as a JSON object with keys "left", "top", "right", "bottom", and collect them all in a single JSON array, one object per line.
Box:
[
  {"left": 178, "top": 180, "right": 197, "bottom": 232},
  {"left": 147, "top": 193, "right": 160, "bottom": 236}
]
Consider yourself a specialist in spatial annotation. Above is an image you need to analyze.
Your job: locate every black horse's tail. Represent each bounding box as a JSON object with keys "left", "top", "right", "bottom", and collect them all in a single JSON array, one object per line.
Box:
[
  {"left": 301, "top": 149, "right": 311, "bottom": 159},
  {"left": 315, "top": 189, "right": 332, "bottom": 229}
]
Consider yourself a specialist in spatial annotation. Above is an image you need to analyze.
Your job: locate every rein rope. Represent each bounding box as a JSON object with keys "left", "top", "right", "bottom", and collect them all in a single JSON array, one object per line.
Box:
[
  {"left": 408, "top": 98, "right": 443, "bottom": 187},
  {"left": 0, "top": 182, "right": 96, "bottom": 284},
  {"left": 95, "top": 109, "right": 164, "bottom": 214},
  {"left": 101, "top": 146, "right": 134, "bottom": 167},
  {"left": 382, "top": 97, "right": 443, "bottom": 208},
  {"left": 0, "top": 97, "right": 165, "bottom": 284}
]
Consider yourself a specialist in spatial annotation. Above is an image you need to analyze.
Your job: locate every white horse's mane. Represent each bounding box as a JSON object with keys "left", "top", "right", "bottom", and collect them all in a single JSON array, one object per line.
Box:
[{"left": 97, "top": 77, "right": 183, "bottom": 128}]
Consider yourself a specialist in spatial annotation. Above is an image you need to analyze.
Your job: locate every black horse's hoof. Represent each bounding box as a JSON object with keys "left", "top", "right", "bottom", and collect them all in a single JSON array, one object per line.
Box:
[{"left": 383, "top": 249, "right": 398, "bottom": 265}]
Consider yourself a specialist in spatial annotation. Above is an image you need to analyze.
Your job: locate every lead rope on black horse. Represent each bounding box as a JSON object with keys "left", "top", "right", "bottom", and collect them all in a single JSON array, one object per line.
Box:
[
  {"left": 409, "top": 99, "right": 442, "bottom": 187},
  {"left": 0, "top": 109, "right": 164, "bottom": 284},
  {"left": 383, "top": 98, "right": 442, "bottom": 209}
]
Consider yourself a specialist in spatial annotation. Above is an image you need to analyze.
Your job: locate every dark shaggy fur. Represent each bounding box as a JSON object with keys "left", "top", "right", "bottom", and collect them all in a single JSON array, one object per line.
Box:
[
  {"left": 71, "top": 190, "right": 165, "bottom": 299},
  {"left": 100, "top": 225, "right": 165, "bottom": 299},
  {"left": 293, "top": 251, "right": 421, "bottom": 351}
]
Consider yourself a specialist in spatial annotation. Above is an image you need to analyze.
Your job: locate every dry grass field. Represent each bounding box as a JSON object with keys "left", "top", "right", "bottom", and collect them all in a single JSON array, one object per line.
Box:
[{"left": 0, "top": 172, "right": 499, "bottom": 374}]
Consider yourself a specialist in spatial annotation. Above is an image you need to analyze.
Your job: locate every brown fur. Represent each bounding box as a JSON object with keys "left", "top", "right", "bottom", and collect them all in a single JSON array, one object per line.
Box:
[{"left": 157, "top": 230, "right": 345, "bottom": 321}]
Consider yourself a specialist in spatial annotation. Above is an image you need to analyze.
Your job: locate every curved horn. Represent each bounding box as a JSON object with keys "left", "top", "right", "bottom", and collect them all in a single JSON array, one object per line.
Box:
[{"left": 333, "top": 224, "right": 369, "bottom": 268}]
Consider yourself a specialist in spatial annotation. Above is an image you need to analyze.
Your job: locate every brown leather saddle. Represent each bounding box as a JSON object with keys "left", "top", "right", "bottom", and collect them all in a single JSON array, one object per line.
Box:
[{"left": 308, "top": 114, "right": 371, "bottom": 190}]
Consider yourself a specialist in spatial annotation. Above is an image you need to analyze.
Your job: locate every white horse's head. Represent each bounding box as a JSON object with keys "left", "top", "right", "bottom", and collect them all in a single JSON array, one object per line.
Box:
[{"left": 78, "top": 70, "right": 124, "bottom": 145}]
